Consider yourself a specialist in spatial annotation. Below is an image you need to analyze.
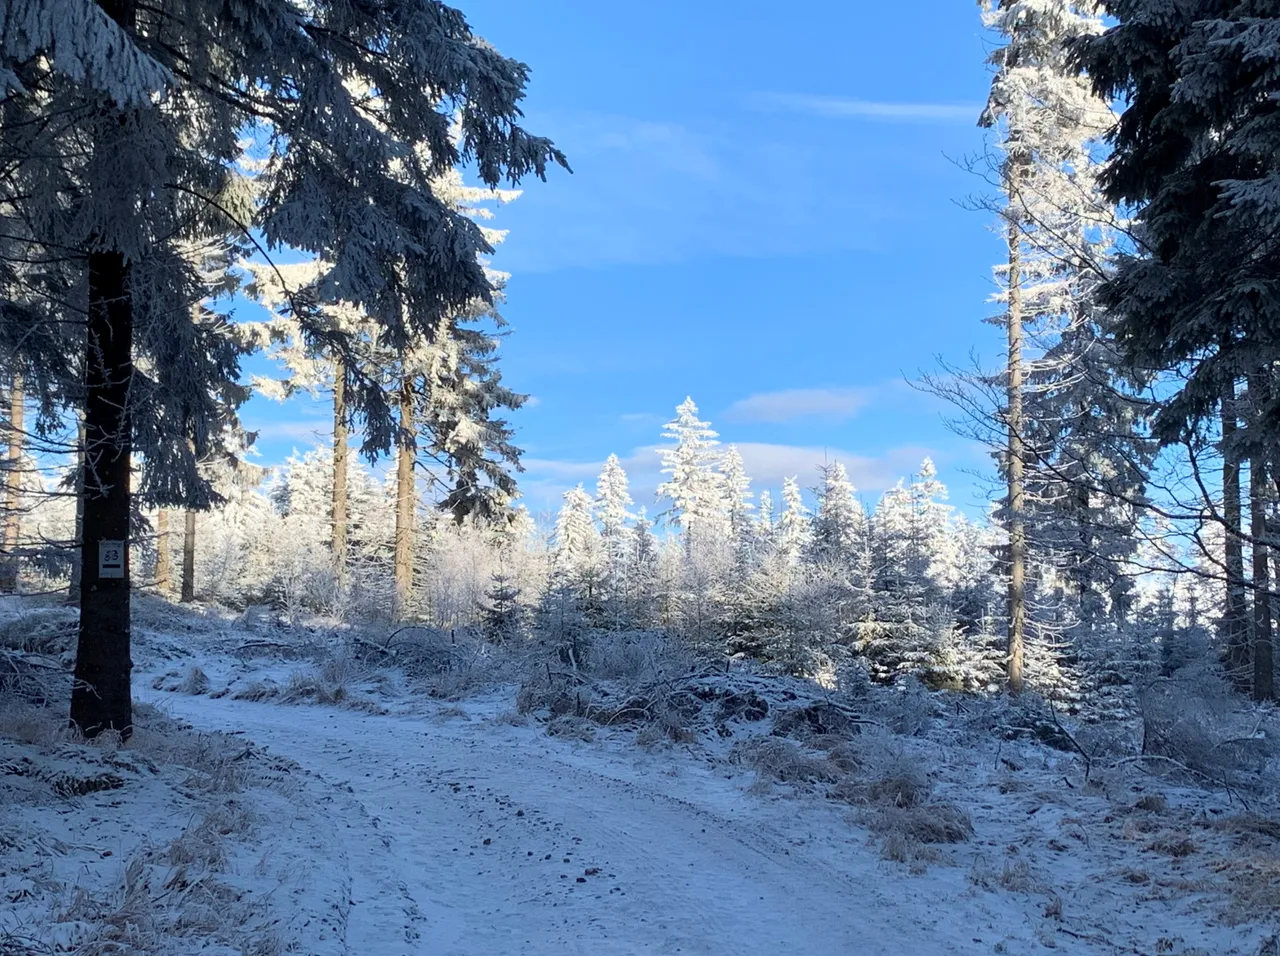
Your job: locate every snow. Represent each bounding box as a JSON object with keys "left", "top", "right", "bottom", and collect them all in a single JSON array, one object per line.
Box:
[
  {"left": 3, "top": 600, "right": 1277, "bottom": 955},
  {"left": 144, "top": 690, "right": 994, "bottom": 956}
]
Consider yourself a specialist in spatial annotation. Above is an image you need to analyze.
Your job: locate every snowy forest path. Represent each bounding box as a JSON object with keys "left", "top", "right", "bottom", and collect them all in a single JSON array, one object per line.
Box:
[{"left": 145, "top": 691, "right": 991, "bottom": 956}]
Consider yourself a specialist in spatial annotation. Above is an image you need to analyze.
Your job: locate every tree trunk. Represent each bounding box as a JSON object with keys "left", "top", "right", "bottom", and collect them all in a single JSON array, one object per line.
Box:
[
  {"left": 67, "top": 418, "right": 86, "bottom": 604},
  {"left": 1075, "top": 480, "right": 1091, "bottom": 636},
  {"left": 1223, "top": 389, "right": 1250, "bottom": 687},
  {"left": 331, "top": 357, "right": 348, "bottom": 583},
  {"left": 393, "top": 377, "right": 415, "bottom": 619},
  {"left": 1251, "top": 455, "right": 1273, "bottom": 701},
  {"left": 1005, "top": 189, "right": 1026, "bottom": 694},
  {"left": 154, "top": 509, "right": 171, "bottom": 595},
  {"left": 0, "top": 373, "right": 23, "bottom": 593},
  {"left": 181, "top": 508, "right": 196, "bottom": 602},
  {"left": 70, "top": 248, "right": 134, "bottom": 739}
]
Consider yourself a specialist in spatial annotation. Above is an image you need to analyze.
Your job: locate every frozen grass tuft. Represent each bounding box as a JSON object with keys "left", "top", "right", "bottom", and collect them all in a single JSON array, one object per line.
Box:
[
  {"left": 1144, "top": 830, "right": 1197, "bottom": 858},
  {"left": 232, "top": 680, "right": 277, "bottom": 701},
  {"left": 969, "top": 856, "right": 1044, "bottom": 894},
  {"left": 1134, "top": 793, "right": 1167, "bottom": 813},
  {"left": 867, "top": 803, "right": 973, "bottom": 846},
  {"left": 1212, "top": 856, "right": 1280, "bottom": 924},
  {"left": 545, "top": 715, "right": 596, "bottom": 742},
  {"left": 731, "top": 737, "right": 841, "bottom": 787},
  {"left": 178, "top": 666, "right": 210, "bottom": 695}
]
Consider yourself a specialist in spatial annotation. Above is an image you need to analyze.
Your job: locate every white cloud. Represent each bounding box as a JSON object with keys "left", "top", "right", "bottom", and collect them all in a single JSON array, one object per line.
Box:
[
  {"left": 732, "top": 443, "right": 933, "bottom": 496},
  {"left": 750, "top": 93, "right": 981, "bottom": 123},
  {"left": 725, "top": 387, "right": 871, "bottom": 424}
]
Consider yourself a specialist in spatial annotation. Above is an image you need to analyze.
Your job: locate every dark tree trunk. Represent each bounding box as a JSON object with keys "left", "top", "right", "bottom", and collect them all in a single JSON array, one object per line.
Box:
[
  {"left": 67, "top": 418, "right": 86, "bottom": 604},
  {"left": 154, "top": 508, "right": 171, "bottom": 594},
  {"left": 70, "top": 250, "right": 134, "bottom": 739},
  {"left": 1005, "top": 177, "right": 1026, "bottom": 694},
  {"left": 1223, "top": 392, "right": 1250, "bottom": 688},
  {"left": 1252, "top": 454, "right": 1274, "bottom": 701},
  {"left": 331, "top": 357, "right": 348, "bottom": 583},
  {"left": 181, "top": 508, "right": 196, "bottom": 602},
  {"left": 393, "top": 376, "right": 415, "bottom": 619},
  {"left": 0, "top": 372, "right": 23, "bottom": 593}
]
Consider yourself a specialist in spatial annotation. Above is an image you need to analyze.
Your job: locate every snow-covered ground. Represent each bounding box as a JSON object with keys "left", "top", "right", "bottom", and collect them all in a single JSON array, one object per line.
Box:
[{"left": 3, "top": 597, "right": 1278, "bottom": 955}]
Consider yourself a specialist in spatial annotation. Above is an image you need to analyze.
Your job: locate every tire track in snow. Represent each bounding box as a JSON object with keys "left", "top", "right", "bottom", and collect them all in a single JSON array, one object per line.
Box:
[{"left": 148, "top": 692, "right": 997, "bottom": 956}]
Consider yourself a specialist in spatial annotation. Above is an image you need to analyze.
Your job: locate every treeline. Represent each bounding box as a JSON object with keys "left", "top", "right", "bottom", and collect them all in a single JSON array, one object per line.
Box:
[
  {"left": 6, "top": 396, "right": 1214, "bottom": 708},
  {"left": 7, "top": 0, "right": 1280, "bottom": 733}
]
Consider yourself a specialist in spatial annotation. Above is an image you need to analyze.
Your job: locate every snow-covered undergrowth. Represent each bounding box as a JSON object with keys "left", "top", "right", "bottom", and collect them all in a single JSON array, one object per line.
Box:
[
  {"left": 0, "top": 697, "right": 349, "bottom": 955},
  {"left": 5, "top": 593, "right": 1280, "bottom": 955}
]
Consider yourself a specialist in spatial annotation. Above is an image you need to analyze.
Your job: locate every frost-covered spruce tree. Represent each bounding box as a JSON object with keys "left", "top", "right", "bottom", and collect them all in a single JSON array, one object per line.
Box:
[
  {"left": 720, "top": 444, "right": 755, "bottom": 566},
  {"left": 980, "top": 0, "right": 1153, "bottom": 656},
  {"left": 774, "top": 477, "right": 811, "bottom": 567},
  {"left": 859, "top": 462, "right": 964, "bottom": 685},
  {"left": 241, "top": 258, "right": 370, "bottom": 584},
  {"left": 629, "top": 506, "right": 662, "bottom": 628},
  {"left": 595, "top": 454, "right": 635, "bottom": 625},
  {"left": 552, "top": 484, "right": 603, "bottom": 610},
  {"left": 1078, "top": 2, "right": 1280, "bottom": 700},
  {"left": 403, "top": 165, "right": 528, "bottom": 532},
  {"left": 755, "top": 488, "right": 776, "bottom": 556},
  {"left": 978, "top": 0, "right": 1135, "bottom": 693},
  {"left": 596, "top": 454, "right": 634, "bottom": 545},
  {"left": 481, "top": 570, "right": 526, "bottom": 643},
  {"left": 808, "top": 461, "right": 867, "bottom": 568},
  {"left": 0, "top": 0, "right": 564, "bottom": 734},
  {"left": 657, "top": 398, "right": 727, "bottom": 557}
]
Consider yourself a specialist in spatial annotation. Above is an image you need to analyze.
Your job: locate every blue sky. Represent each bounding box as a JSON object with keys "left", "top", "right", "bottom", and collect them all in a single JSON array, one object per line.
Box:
[{"left": 241, "top": 0, "right": 1008, "bottom": 521}]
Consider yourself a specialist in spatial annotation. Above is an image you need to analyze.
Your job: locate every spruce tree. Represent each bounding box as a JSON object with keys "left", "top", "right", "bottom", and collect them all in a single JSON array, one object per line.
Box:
[
  {"left": 0, "top": 0, "right": 564, "bottom": 734},
  {"left": 657, "top": 398, "right": 726, "bottom": 555},
  {"left": 1078, "top": 1, "right": 1280, "bottom": 698},
  {"left": 808, "top": 461, "right": 866, "bottom": 568}
]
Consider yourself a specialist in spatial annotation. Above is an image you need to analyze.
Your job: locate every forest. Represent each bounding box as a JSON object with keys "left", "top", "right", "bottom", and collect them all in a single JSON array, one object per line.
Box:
[{"left": 3, "top": 2, "right": 1280, "bottom": 955}]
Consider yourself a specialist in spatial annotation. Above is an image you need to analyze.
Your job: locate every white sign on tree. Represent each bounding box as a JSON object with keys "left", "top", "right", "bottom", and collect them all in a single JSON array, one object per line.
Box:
[{"left": 98, "top": 540, "right": 125, "bottom": 579}]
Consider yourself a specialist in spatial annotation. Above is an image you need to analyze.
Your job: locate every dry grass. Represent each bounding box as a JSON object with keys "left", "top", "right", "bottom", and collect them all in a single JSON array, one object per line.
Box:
[
  {"left": 1144, "top": 830, "right": 1197, "bottom": 858},
  {"left": 867, "top": 772, "right": 927, "bottom": 809},
  {"left": 546, "top": 715, "right": 596, "bottom": 742},
  {"left": 276, "top": 664, "right": 382, "bottom": 713},
  {"left": 970, "top": 855, "right": 1044, "bottom": 894},
  {"left": 232, "top": 681, "right": 277, "bottom": 702},
  {"left": 178, "top": 666, "right": 210, "bottom": 695},
  {"left": 880, "top": 830, "right": 940, "bottom": 873},
  {"left": 1213, "top": 813, "right": 1280, "bottom": 845},
  {"left": 1211, "top": 856, "right": 1280, "bottom": 924},
  {"left": 0, "top": 704, "right": 72, "bottom": 747},
  {"left": 1134, "top": 793, "right": 1167, "bottom": 813},
  {"left": 731, "top": 737, "right": 842, "bottom": 787},
  {"left": 870, "top": 803, "right": 974, "bottom": 845},
  {"left": 0, "top": 697, "right": 286, "bottom": 955}
]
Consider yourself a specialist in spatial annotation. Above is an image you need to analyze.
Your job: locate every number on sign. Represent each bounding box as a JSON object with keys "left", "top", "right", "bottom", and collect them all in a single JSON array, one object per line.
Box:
[{"left": 98, "top": 540, "right": 125, "bottom": 579}]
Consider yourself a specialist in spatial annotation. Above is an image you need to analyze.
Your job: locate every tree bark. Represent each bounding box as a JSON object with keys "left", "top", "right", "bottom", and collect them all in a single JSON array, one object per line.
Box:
[
  {"left": 0, "top": 373, "right": 23, "bottom": 593},
  {"left": 1252, "top": 455, "right": 1273, "bottom": 701},
  {"left": 181, "top": 508, "right": 196, "bottom": 602},
  {"left": 1005, "top": 184, "right": 1026, "bottom": 694},
  {"left": 67, "top": 418, "right": 86, "bottom": 604},
  {"left": 393, "top": 377, "right": 415, "bottom": 619},
  {"left": 70, "top": 248, "right": 134, "bottom": 739},
  {"left": 331, "top": 356, "right": 348, "bottom": 583},
  {"left": 1223, "top": 391, "right": 1250, "bottom": 687},
  {"left": 154, "top": 509, "right": 171, "bottom": 595}
]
